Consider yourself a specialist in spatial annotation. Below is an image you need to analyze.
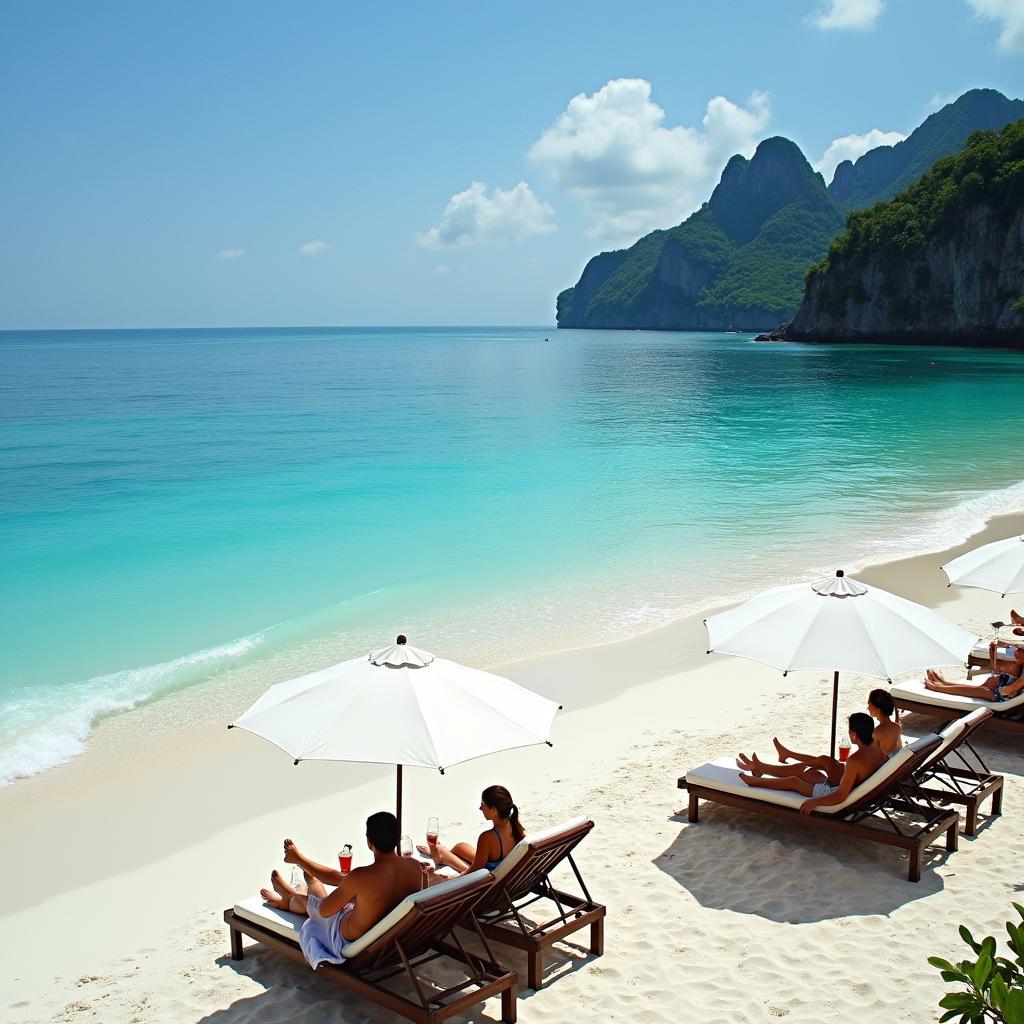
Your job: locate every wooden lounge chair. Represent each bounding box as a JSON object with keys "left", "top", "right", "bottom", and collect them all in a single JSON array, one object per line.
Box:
[
  {"left": 224, "top": 869, "right": 517, "bottom": 1024},
  {"left": 890, "top": 679, "right": 1024, "bottom": 735},
  {"left": 470, "top": 817, "right": 605, "bottom": 991},
  {"left": 678, "top": 735, "right": 959, "bottom": 882},
  {"left": 912, "top": 707, "right": 1004, "bottom": 837}
]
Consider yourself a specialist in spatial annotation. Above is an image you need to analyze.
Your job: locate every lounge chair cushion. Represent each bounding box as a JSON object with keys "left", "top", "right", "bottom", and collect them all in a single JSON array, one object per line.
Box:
[
  {"left": 684, "top": 734, "right": 937, "bottom": 814},
  {"left": 890, "top": 680, "right": 1024, "bottom": 713},
  {"left": 233, "top": 868, "right": 491, "bottom": 960},
  {"left": 489, "top": 816, "right": 591, "bottom": 885},
  {"left": 917, "top": 708, "right": 990, "bottom": 770}
]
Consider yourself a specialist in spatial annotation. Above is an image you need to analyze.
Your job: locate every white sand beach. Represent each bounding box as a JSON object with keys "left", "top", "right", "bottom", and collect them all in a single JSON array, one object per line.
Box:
[{"left": 3, "top": 515, "right": 1024, "bottom": 1024}]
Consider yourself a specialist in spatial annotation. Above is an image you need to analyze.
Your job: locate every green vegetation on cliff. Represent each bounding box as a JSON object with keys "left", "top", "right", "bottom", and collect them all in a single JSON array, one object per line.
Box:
[
  {"left": 557, "top": 89, "right": 1024, "bottom": 332},
  {"left": 828, "top": 89, "right": 1024, "bottom": 212},
  {"left": 790, "top": 117, "right": 1024, "bottom": 342},
  {"left": 557, "top": 138, "right": 843, "bottom": 330},
  {"left": 808, "top": 118, "right": 1024, "bottom": 295}
]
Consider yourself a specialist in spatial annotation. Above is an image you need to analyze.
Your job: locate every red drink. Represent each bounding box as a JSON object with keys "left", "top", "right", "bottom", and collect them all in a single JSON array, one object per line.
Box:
[
  {"left": 426, "top": 816, "right": 439, "bottom": 848},
  {"left": 838, "top": 744, "right": 851, "bottom": 763},
  {"left": 339, "top": 844, "right": 353, "bottom": 873},
  {"left": 426, "top": 832, "right": 438, "bottom": 846}
]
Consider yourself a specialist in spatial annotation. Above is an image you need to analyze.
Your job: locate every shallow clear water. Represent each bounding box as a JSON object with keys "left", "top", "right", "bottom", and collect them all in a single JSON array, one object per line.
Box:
[{"left": 2, "top": 325, "right": 1024, "bottom": 785}]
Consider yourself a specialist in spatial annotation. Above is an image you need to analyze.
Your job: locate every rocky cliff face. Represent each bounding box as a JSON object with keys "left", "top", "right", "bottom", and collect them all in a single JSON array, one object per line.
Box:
[
  {"left": 789, "top": 203, "right": 1024, "bottom": 343},
  {"left": 556, "top": 137, "right": 842, "bottom": 331}
]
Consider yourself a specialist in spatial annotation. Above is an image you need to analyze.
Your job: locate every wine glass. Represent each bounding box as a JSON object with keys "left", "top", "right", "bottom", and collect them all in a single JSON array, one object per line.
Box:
[
  {"left": 400, "top": 835, "right": 414, "bottom": 858},
  {"left": 426, "top": 816, "right": 439, "bottom": 848}
]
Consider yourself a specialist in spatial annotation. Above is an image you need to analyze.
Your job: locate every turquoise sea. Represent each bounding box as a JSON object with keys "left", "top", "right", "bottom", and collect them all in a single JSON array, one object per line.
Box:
[{"left": 3, "top": 325, "right": 1024, "bottom": 787}]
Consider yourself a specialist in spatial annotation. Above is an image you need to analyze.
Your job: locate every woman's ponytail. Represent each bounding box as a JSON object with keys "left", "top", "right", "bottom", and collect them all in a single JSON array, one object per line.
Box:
[
  {"left": 509, "top": 802, "right": 525, "bottom": 842},
  {"left": 482, "top": 784, "right": 525, "bottom": 842}
]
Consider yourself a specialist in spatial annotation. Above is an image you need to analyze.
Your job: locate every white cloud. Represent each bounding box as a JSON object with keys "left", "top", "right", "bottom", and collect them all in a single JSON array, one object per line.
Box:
[
  {"left": 966, "top": 0, "right": 1024, "bottom": 52},
  {"left": 528, "top": 78, "right": 771, "bottom": 241},
  {"left": 216, "top": 248, "right": 245, "bottom": 259},
  {"left": 298, "top": 239, "right": 331, "bottom": 256},
  {"left": 816, "top": 128, "right": 906, "bottom": 183},
  {"left": 433, "top": 264, "right": 450, "bottom": 275},
  {"left": 926, "top": 91, "right": 957, "bottom": 112},
  {"left": 810, "top": 0, "right": 884, "bottom": 29},
  {"left": 417, "top": 181, "right": 555, "bottom": 249}
]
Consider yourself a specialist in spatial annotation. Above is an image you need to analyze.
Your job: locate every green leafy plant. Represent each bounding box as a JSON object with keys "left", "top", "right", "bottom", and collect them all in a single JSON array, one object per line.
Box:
[{"left": 928, "top": 904, "right": 1024, "bottom": 1023}]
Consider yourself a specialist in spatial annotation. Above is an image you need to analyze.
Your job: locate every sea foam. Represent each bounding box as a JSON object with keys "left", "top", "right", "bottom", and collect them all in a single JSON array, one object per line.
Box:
[{"left": 0, "top": 633, "right": 263, "bottom": 789}]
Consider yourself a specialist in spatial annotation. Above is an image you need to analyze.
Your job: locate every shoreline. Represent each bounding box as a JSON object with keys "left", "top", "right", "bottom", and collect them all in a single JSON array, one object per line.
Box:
[
  {"left": 7, "top": 467, "right": 1024, "bottom": 799},
  {"left": 4, "top": 509, "right": 1023, "bottom": 891},
  {"left": 3, "top": 509, "right": 1024, "bottom": 1012}
]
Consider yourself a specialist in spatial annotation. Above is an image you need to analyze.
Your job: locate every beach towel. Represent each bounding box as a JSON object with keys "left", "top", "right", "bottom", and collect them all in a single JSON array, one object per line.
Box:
[{"left": 299, "top": 893, "right": 355, "bottom": 969}]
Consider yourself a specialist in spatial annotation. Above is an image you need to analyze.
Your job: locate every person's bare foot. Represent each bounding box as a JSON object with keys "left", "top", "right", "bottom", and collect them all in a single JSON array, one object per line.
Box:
[
  {"left": 926, "top": 669, "right": 941, "bottom": 682},
  {"left": 416, "top": 842, "right": 443, "bottom": 866},
  {"left": 772, "top": 737, "right": 793, "bottom": 762},
  {"left": 260, "top": 888, "right": 286, "bottom": 908},
  {"left": 736, "top": 752, "right": 763, "bottom": 776},
  {"left": 1010, "top": 609, "right": 1023, "bottom": 625},
  {"left": 283, "top": 838, "right": 300, "bottom": 864},
  {"left": 924, "top": 677, "right": 939, "bottom": 691},
  {"left": 270, "top": 869, "right": 293, "bottom": 900}
]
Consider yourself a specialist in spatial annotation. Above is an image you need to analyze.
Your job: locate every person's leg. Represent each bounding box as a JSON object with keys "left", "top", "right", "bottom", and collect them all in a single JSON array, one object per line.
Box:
[
  {"left": 416, "top": 840, "right": 471, "bottom": 871},
  {"left": 772, "top": 738, "right": 842, "bottom": 776},
  {"left": 737, "top": 753, "right": 836, "bottom": 782},
  {"left": 924, "top": 677, "right": 1000, "bottom": 699},
  {"left": 738, "top": 771, "right": 818, "bottom": 796},
  {"left": 450, "top": 842, "right": 476, "bottom": 863},
  {"left": 261, "top": 870, "right": 315, "bottom": 915}
]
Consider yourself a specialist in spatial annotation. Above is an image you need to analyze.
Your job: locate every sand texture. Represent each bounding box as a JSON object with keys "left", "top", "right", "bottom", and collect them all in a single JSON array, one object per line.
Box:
[{"left": 3, "top": 515, "right": 1024, "bottom": 1023}]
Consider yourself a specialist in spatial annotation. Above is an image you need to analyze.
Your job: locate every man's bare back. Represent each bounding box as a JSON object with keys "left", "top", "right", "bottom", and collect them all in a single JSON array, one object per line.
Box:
[
  {"left": 843, "top": 741, "right": 886, "bottom": 786},
  {"left": 330, "top": 855, "right": 423, "bottom": 940}
]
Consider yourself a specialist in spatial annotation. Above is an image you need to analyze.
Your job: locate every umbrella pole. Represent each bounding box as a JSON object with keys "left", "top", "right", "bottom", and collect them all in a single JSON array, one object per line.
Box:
[
  {"left": 396, "top": 764, "right": 403, "bottom": 832},
  {"left": 830, "top": 670, "right": 840, "bottom": 759}
]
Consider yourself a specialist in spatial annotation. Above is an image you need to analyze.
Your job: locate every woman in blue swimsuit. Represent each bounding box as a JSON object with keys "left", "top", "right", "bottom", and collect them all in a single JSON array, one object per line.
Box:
[{"left": 419, "top": 785, "right": 525, "bottom": 876}]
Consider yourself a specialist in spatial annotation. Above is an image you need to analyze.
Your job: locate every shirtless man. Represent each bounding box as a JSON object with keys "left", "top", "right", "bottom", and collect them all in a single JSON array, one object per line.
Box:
[
  {"left": 737, "top": 712, "right": 887, "bottom": 816},
  {"left": 260, "top": 811, "right": 422, "bottom": 968},
  {"left": 764, "top": 689, "right": 902, "bottom": 792},
  {"left": 924, "top": 645, "right": 1024, "bottom": 703}
]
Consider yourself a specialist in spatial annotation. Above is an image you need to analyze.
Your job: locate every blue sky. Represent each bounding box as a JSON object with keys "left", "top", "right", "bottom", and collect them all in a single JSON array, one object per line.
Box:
[{"left": 1, "top": 0, "right": 1022, "bottom": 329}]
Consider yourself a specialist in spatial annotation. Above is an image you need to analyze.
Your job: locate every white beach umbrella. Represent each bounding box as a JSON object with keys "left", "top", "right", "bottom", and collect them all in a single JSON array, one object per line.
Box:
[
  {"left": 229, "top": 635, "right": 560, "bottom": 828},
  {"left": 705, "top": 570, "right": 979, "bottom": 756},
  {"left": 942, "top": 535, "right": 1024, "bottom": 597}
]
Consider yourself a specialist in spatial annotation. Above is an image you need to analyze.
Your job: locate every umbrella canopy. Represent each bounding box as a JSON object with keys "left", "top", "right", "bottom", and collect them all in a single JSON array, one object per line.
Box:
[
  {"left": 942, "top": 535, "right": 1024, "bottom": 597},
  {"left": 705, "top": 570, "right": 978, "bottom": 755},
  {"left": 229, "top": 636, "right": 560, "bottom": 828}
]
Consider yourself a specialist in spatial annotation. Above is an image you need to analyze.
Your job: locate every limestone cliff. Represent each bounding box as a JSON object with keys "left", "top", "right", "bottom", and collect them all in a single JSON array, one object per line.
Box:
[{"left": 789, "top": 120, "right": 1024, "bottom": 346}]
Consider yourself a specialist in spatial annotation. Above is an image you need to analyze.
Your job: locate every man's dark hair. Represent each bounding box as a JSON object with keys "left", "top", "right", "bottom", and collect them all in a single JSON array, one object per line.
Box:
[
  {"left": 868, "top": 688, "right": 894, "bottom": 717},
  {"left": 366, "top": 811, "right": 400, "bottom": 853},
  {"left": 848, "top": 712, "right": 874, "bottom": 747}
]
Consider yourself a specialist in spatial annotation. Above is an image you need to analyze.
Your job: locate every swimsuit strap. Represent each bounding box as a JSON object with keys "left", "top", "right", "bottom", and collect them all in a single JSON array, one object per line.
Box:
[{"left": 494, "top": 827, "right": 505, "bottom": 858}]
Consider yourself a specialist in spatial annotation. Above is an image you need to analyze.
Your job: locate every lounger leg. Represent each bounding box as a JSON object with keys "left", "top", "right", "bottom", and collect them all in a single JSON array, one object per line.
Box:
[
  {"left": 908, "top": 846, "right": 923, "bottom": 883},
  {"left": 688, "top": 792, "right": 699, "bottom": 823},
  {"left": 527, "top": 950, "right": 542, "bottom": 991},
  {"left": 590, "top": 916, "right": 604, "bottom": 957},
  {"left": 964, "top": 800, "right": 978, "bottom": 838},
  {"left": 992, "top": 785, "right": 1003, "bottom": 818},
  {"left": 501, "top": 980, "right": 517, "bottom": 1023},
  {"left": 946, "top": 819, "right": 959, "bottom": 854},
  {"left": 229, "top": 926, "right": 244, "bottom": 961}
]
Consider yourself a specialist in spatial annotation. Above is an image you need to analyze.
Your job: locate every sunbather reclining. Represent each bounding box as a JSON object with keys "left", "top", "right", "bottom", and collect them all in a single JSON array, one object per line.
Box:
[
  {"left": 419, "top": 784, "right": 524, "bottom": 881},
  {"left": 924, "top": 647, "right": 1024, "bottom": 703},
  {"left": 737, "top": 712, "right": 887, "bottom": 815},
  {"left": 260, "top": 811, "right": 423, "bottom": 968},
  {"left": 762, "top": 688, "right": 902, "bottom": 790}
]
